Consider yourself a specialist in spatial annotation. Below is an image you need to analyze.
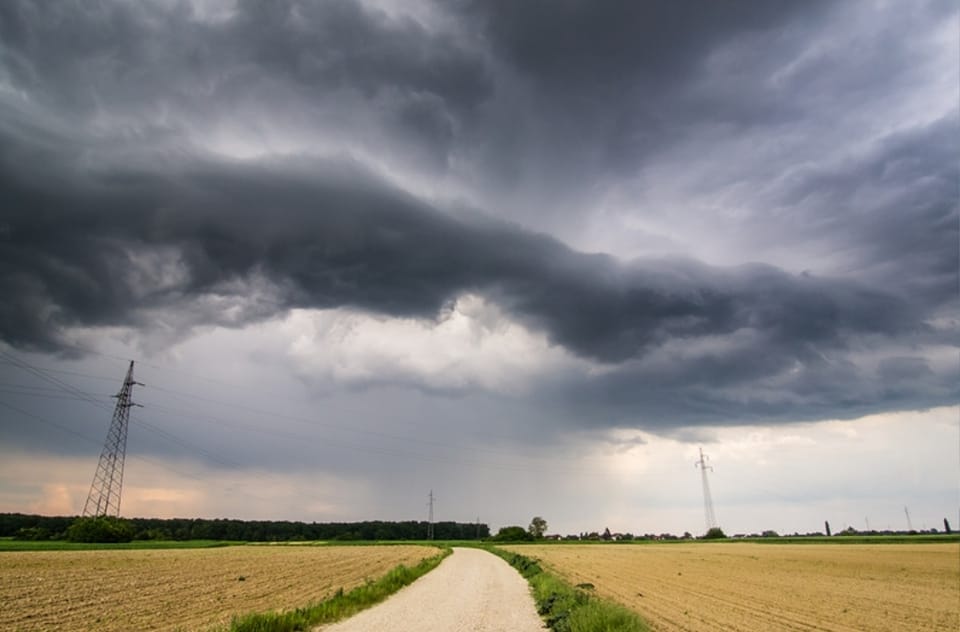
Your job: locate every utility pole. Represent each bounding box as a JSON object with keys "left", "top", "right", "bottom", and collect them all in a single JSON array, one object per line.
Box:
[
  {"left": 426, "top": 490, "right": 435, "bottom": 540},
  {"left": 904, "top": 506, "right": 914, "bottom": 532},
  {"left": 695, "top": 448, "right": 718, "bottom": 533},
  {"left": 83, "top": 361, "right": 142, "bottom": 517}
]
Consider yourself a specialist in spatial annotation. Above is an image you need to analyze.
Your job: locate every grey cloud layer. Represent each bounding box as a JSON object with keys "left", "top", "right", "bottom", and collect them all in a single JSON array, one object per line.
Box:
[
  {"left": 2, "top": 135, "right": 952, "bottom": 427},
  {"left": 0, "top": 0, "right": 956, "bottom": 429}
]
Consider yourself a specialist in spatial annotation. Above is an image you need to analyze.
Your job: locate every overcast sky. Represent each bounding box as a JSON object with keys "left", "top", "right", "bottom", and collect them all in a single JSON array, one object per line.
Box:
[{"left": 0, "top": 0, "right": 957, "bottom": 537}]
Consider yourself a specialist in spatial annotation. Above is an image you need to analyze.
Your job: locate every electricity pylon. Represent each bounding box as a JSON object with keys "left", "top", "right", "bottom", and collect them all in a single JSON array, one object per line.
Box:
[
  {"left": 695, "top": 448, "right": 718, "bottom": 532},
  {"left": 82, "top": 361, "right": 142, "bottom": 517},
  {"left": 426, "top": 490, "right": 435, "bottom": 540}
]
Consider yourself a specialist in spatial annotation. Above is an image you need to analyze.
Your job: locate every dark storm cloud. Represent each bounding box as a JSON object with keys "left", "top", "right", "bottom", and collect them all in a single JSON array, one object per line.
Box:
[
  {"left": 453, "top": 0, "right": 833, "bottom": 183},
  {"left": 0, "top": 0, "right": 491, "bottom": 169},
  {"left": 550, "top": 331, "right": 958, "bottom": 431},
  {"left": 768, "top": 114, "right": 959, "bottom": 304},
  {"left": 0, "top": 125, "right": 927, "bottom": 359},
  {"left": 453, "top": 0, "right": 958, "bottom": 245},
  {"left": 0, "top": 0, "right": 956, "bottom": 430},
  {"left": 465, "top": 0, "right": 827, "bottom": 93},
  {"left": 0, "top": 0, "right": 490, "bottom": 105},
  {"left": 4, "top": 131, "right": 953, "bottom": 426}
]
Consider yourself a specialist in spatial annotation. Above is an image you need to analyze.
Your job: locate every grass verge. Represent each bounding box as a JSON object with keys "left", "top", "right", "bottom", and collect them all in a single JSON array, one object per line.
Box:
[
  {"left": 488, "top": 547, "right": 649, "bottom": 632},
  {"left": 225, "top": 545, "right": 451, "bottom": 632}
]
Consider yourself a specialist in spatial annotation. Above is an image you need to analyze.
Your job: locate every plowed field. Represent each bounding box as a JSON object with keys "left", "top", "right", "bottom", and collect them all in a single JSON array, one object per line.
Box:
[
  {"left": 506, "top": 543, "right": 960, "bottom": 631},
  {"left": 0, "top": 544, "right": 434, "bottom": 631}
]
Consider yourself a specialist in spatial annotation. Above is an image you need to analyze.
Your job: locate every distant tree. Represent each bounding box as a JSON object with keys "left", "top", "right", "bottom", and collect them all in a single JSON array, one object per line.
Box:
[
  {"left": 703, "top": 527, "right": 727, "bottom": 539},
  {"left": 491, "top": 525, "right": 533, "bottom": 542},
  {"left": 134, "top": 527, "right": 170, "bottom": 541},
  {"left": 825, "top": 520, "right": 832, "bottom": 536},
  {"left": 761, "top": 530, "right": 779, "bottom": 538},
  {"left": 1, "top": 513, "right": 488, "bottom": 543},
  {"left": 66, "top": 516, "right": 135, "bottom": 543},
  {"left": 528, "top": 516, "right": 547, "bottom": 539},
  {"left": 601, "top": 527, "right": 612, "bottom": 541},
  {"left": 13, "top": 527, "right": 51, "bottom": 541},
  {"left": 944, "top": 518, "right": 952, "bottom": 534}
]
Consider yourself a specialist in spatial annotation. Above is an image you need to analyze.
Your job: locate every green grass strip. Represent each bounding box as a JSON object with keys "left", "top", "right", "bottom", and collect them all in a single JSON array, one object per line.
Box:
[
  {"left": 225, "top": 546, "right": 451, "bottom": 632},
  {"left": 488, "top": 547, "right": 649, "bottom": 632}
]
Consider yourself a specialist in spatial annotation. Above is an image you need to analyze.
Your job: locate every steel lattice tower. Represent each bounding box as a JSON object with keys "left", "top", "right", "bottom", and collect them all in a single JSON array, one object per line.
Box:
[
  {"left": 695, "top": 447, "right": 718, "bottom": 532},
  {"left": 426, "top": 490, "right": 435, "bottom": 540},
  {"left": 82, "top": 361, "right": 141, "bottom": 517}
]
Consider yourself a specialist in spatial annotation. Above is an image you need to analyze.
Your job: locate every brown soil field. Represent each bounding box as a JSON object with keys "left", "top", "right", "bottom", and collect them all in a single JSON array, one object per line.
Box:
[
  {"left": 506, "top": 543, "right": 960, "bottom": 631},
  {"left": 0, "top": 544, "right": 435, "bottom": 631}
]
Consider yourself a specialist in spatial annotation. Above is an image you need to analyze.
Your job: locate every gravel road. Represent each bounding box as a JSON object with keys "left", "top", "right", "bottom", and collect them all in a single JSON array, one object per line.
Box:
[{"left": 317, "top": 547, "right": 545, "bottom": 631}]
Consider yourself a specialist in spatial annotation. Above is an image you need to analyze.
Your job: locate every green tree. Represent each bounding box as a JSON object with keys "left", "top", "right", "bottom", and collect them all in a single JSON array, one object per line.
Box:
[
  {"left": 66, "top": 516, "right": 135, "bottom": 543},
  {"left": 528, "top": 516, "right": 547, "bottom": 539},
  {"left": 702, "top": 527, "right": 727, "bottom": 540},
  {"left": 490, "top": 525, "right": 532, "bottom": 542}
]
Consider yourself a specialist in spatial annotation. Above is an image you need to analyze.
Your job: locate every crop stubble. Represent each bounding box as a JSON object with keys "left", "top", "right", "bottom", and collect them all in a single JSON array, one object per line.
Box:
[
  {"left": 0, "top": 544, "right": 434, "bottom": 631},
  {"left": 506, "top": 543, "right": 959, "bottom": 631}
]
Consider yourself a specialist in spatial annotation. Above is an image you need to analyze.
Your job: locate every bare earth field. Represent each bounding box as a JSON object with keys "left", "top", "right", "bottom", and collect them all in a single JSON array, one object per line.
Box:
[
  {"left": 0, "top": 544, "right": 434, "bottom": 631},
  {"left": 506, "top": 543, "right": 960, "bottom": 631}
]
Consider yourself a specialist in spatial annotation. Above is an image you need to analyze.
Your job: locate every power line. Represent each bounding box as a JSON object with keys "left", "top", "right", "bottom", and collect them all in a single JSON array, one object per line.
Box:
[
  {"left": 2, "top": 346, "right": 606, "bottom": 471},
  {"left": 0, "top": 348, "right": 617, "bottom": 479},
  {"left": 0, "top": 399, "right": 290, "bottom": 506},
  {"left": 0, "top": 350, "right": 116, "bottom": 414},
  {"left": 142, "top": 380, "right": 569, "bottom": 466},
  {"left": 0, "top": 400, "right": 106, "bottom": 449},
  {"left": 0, "top": 351, "right": 266, "bottom": 474}
]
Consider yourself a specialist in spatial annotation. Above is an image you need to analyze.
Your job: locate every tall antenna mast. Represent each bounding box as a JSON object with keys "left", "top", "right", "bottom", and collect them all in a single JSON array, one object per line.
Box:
[
  {"left": 695, "top": 448, "right": 718, "bottom": 533},
  {"left": 82, "top": 361, "right": 142, "bottom": 517},
  {"left": 426, "top": 490, "right": 435, "bottom": 540}
]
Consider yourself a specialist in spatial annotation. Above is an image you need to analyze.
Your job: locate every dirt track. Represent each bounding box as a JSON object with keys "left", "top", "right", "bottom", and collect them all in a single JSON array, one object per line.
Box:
[{"left": 318, "top": 547, "right": 544, "bottom": 631}]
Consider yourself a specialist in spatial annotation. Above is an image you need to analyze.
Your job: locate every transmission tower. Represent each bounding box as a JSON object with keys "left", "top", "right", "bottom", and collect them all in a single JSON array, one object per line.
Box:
[
  {"left": 426, "top": 490, "right": 435, "bottom": 540},
  {"left": 82, "top": 361, "right": 142, "bottom": 517},
  {"left": 695, "top": 448, "right": 718, "bottom": 532}
]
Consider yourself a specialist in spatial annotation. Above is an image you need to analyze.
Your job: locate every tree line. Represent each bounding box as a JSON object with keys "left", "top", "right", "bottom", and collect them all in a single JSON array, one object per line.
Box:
[{"left": 0, "top": 513, "right": 489, "bottom": 542}]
